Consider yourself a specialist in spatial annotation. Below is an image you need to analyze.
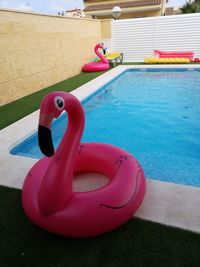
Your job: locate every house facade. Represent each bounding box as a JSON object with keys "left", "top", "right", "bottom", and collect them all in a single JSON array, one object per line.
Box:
[
  {"left": 83, "top": 0, "right": 167, "bottom": 19},
  {"left": 65, "top": 9, "right": 85, "bottom": 18}
]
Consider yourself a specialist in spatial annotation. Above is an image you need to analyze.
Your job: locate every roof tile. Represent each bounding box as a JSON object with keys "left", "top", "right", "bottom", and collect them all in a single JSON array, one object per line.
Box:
[{"left": 84, "top": 0, "right": 161, "bottom": 11}]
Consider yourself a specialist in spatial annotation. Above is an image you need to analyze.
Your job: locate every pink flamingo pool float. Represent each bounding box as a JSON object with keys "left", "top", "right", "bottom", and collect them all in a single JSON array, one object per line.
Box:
[
  {"left": 22, "top": 91, "right": 146, "bottom": 237},
  {"left": 82, "top": 43, "right": 109, "bottom": 72}
]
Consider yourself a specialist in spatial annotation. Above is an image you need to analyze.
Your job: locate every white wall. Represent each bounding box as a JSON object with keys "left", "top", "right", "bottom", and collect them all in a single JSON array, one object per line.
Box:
[{"left": 111, "top": 13, "right": 200, "bottom": 62}]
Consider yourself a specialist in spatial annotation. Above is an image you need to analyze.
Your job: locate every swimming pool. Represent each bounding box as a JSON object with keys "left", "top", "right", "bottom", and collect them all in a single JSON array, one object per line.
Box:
[{"left": 10, "top": 68, "right": 200, "bottom": 187}]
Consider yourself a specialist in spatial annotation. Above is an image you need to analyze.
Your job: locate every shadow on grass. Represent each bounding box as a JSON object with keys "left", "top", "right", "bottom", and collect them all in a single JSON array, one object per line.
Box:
[{"left": 0, "top": 186, "right": 200, "bottom": 267}]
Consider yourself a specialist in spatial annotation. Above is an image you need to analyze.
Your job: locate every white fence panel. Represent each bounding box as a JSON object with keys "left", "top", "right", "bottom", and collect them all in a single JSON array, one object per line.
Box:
[{"left": 111, "top": 13, "right": 200, "bottom": 62}]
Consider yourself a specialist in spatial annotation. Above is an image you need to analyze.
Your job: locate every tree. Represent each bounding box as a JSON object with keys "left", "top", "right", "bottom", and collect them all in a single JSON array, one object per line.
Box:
[
  {"left": 194, "top": 0, "right": 200, "bottom": 10},
  {"left": 180, "top": 0, "right": 200, "bottom": 13}
]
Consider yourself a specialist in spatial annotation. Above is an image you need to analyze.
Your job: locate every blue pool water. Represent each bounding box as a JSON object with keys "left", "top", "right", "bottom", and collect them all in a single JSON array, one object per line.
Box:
[{"left": 11, "top": 69, "right": 200, "bottom": 187}]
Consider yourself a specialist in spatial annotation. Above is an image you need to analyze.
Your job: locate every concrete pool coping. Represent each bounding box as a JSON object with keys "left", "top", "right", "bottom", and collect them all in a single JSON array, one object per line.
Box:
[{"left": 0, "top": 64, "right": 200, "bottom": 233}]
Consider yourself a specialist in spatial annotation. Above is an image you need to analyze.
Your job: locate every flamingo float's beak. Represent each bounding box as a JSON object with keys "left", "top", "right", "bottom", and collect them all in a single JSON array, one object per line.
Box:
[
  {"left": 38, "top": 113, "right": 54, "bottom": 157},
  {"left": 38, "top": 125, "right": 54, "bottom": 157}
]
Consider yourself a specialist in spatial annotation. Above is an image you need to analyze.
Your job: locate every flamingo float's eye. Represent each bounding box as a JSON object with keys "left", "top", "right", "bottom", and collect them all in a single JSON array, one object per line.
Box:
[{"left": 54, "top": 96, "right": 65, "bottom": 110}]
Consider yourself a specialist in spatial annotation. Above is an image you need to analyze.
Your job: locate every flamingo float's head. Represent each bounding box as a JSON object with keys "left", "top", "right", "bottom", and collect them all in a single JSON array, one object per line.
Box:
[
  {"left": 97, "top": 43, "right": 104, "bottom": 49},
  {"left": 38, "top": 91, "right": 67, "bottom": 157},
  {"left": 95, "top": 43, "right": 106, "bottom": 55}
]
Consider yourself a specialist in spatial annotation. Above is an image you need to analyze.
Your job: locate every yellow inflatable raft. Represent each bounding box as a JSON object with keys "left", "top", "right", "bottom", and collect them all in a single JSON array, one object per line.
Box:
[{"left": 144, "top": 57, "right": 190, "bottom": 64}]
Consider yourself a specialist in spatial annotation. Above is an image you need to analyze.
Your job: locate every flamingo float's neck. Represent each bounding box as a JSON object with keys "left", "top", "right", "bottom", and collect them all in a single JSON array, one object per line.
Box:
[
  {"left": 95, "top": 45, "right": 108, "bottom": 64},
  {"left": 38, "top": 95, "right": 85, "bottom": 216}
]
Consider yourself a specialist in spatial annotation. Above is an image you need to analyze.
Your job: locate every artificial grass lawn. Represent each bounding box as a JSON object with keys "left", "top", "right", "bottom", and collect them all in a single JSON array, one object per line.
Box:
[
  {"left": 1, "top": 186, "right": 200, "bottom": 267},
  {"left": 0, "top": 71, "right": 107, "bottom": 130},
  {"left": 1, "top": 66, "right": 200, "bottom": 266}
]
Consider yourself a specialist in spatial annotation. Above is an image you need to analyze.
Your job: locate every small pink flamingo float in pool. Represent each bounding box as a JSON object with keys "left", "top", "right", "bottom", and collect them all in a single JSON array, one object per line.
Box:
[
  {"left": 82, "top": 43, "right": 110, "bottom": 72},
  {"left": 22, "top": 91, "right": 146, "bottom": 237}
]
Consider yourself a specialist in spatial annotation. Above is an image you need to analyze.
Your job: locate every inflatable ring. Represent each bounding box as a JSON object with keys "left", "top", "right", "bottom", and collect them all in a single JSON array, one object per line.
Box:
[
  {"left": 82, "top": 43, "right": 109, "bottom": 72},
  {"left": 22, "top": 92, "right": 146, "bottom": 237}
]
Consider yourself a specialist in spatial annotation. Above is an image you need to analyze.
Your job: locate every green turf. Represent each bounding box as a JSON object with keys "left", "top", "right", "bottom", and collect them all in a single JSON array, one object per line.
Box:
[
  {"left": 0, "top": 71, "right": 106, "bottom": 130},
  {"left": 0, "top": 186, "right": 199, "bottom": 267}
]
